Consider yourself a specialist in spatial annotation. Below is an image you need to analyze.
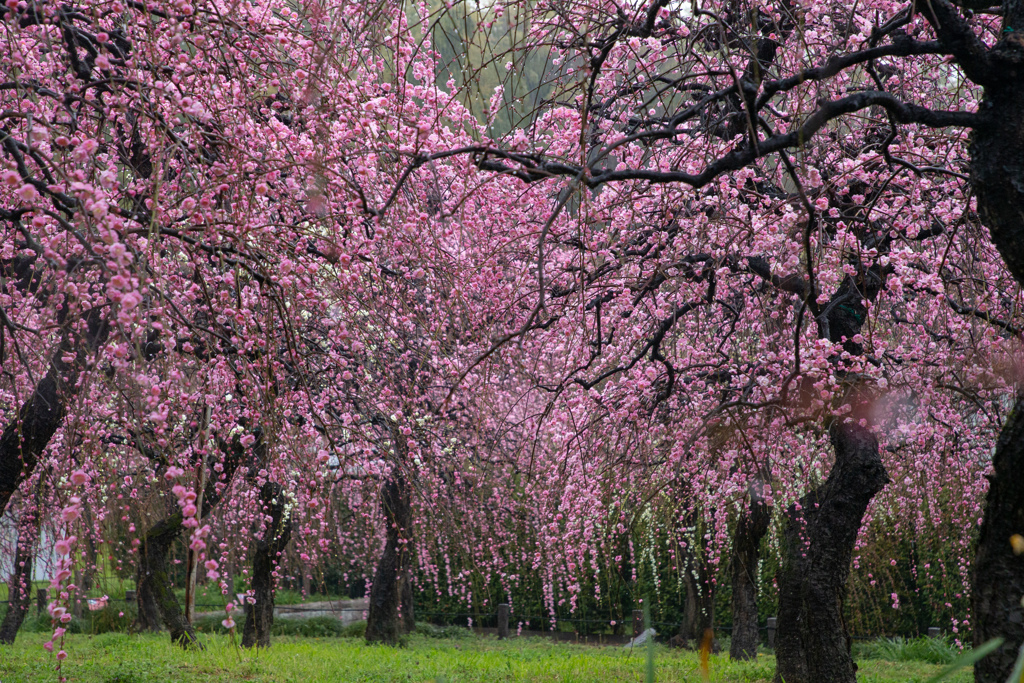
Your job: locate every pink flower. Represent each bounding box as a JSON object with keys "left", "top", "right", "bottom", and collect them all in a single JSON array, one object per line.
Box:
[
  {"left": 222, "top": 617, "right": 235, "bottom": 629},
  {"left": 225, "top": 602, "right": 235, "bottom": 613},
  {"left": 56, "top": 650, "right": 67, "bottom": 661},
  {"left": 61, "top": 506, "right": 80, "bottom": 523},
  {"left": 14, "top": 184, "right": 39, "bottom": 202},
  {"left": 183, "top": 503, "right": 197, "bottom": 518},
  {"left": 205, "top": 559, "right": 219, "bottom": 571},
  {"left": 70, "top": 470, "right": 89, "bottom": 486},
  {"left": 43, "top": 641, "right": 54, "bottom": 652},
  {"left": 54, "top": 538, "right": 75, "bottom": 556}
]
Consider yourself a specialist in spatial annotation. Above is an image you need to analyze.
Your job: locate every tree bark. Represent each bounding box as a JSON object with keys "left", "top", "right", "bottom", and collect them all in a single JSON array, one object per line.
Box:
[
  {"left": 773, "top": 421, "right": 889, "bottom": 683},
  {"left": 730, "top": 480, "right": 771, "bottom": 661},
  {"left": 972, "top": 395, "right": 1024, "bottom": 683},
  {"left": 968, "top": 31, "right": 1024, "bottom": 679},
  {"left": 365, "top": 471, "right": 413, "bottom": 646},
  {"left": 401, "top": 566, "right": 416, "bottom": 634},
  {"left": 970, "top": 58, "right": 1024, "bottom": 290},
  {"left": 241, "top": 482, "right": 293, "bottom": 649},
  {"left": 136, "top": 512, "right": 203, "bottom": 648},
  {"left": 0, "top": 516, "right": 35, "bottom": 644},
  {"left": 134, "top": 562, "right": 164, "bottom": 633}
]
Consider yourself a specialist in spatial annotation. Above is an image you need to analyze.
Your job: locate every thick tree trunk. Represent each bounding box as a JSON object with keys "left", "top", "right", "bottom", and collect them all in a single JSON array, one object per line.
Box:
[
  {"left": 969, "top": 42, "right": 1024, "bottom": 681},
  {"left": 0, "top": 522, "right": 35, "bottom": 644},
  {"left": 0, "top": 308, "right": 109, "bottom": 514},
  {"left": 136, "top": 513, "right": 203, "bottom": 648},
  {"left": 365, "top": 472, "right": 413, "bottom": 646},
  {"left": 678, "top": 525, "right": 715, "bottom": 648},
  {"left": 971, "top": 66, "right": 1024, "bottom": 289},
  {"left": 401, "top": 566, "right": 416, "bottom": 634},
  {"left": 134, "top": 563, "right": 164, "bottom": 633},
  {"left": 972, "top": 395, "right": 1024, "bottom": 683},
  {"left": 241, "top": 482, "right": 293, "bottom": 649},
  {"left": 729, "top": 480, "right": 771, "bottom": 661},
  {"left": 773, "top": 421, "right": 889, "bottom": 683}
]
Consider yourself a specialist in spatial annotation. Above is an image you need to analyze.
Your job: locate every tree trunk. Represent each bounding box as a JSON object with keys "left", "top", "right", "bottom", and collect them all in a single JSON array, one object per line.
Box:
[
  {"left": 773, "top": 421, "right": 889, "bottom": 683},
  {"left": 972, "top": 395, "right": 1024, "bottom": 683},
  {"left": 969, "top": 46, "right": 1024, "bottom": 680},
  {"left": 134, "top": 563, "right": 163, "bottom": 633},
  {"left": 136, "top": 513, "right": 203, "bottom": 648},
  {"left": 401, "top": 566, "right": 416, "bottom": 634},
  {"left": 730, "top": 480, "right": 771, "bottom": 661},
  {"left": 678, "top": 524, "right": 715, "bottom": 648},
  {"left": 365, "top": 471, "right": 413, "bottom": 646},
  {"left": 970, "top": 62, "right": 1024, "bottom": 290},
  {"left": 241, "top": 482, "right": 293, "bottom": 649},
  {"left": 0, "top": 520, "right": 35, "bottom": 644}
]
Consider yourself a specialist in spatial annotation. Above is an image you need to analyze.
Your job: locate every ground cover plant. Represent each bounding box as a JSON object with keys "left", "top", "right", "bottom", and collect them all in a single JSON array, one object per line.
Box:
[{"left": 0, "top": 631, "right": 974, "bottom": 683}]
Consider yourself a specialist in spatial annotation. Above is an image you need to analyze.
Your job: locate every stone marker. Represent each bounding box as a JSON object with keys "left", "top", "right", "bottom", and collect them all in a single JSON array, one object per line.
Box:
[{"left": 497, "top": 603, "right": 510, "bottom": 639}]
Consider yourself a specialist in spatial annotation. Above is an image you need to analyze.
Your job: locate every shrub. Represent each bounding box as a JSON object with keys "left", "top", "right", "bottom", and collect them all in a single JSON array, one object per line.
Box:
[
  {"left": 856, "top": 635, "right": 963, "bottom": 665},
  {"left": 340, "top": 620, "right": 367, "bottom": 638},
  {"left": 415, "top": 622, "right": 472, "bottom": 639}
]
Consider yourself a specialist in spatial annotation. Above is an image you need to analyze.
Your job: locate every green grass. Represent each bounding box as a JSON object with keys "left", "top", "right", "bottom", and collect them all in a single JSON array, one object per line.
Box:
[{"left": 0, "top": 632, "right": 973, "bottom": 683}]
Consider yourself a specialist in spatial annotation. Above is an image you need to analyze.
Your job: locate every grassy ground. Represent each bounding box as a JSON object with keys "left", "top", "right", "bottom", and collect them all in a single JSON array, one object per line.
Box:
[{"left": 0, "top": 631, "right": 973, "bottom": 683}]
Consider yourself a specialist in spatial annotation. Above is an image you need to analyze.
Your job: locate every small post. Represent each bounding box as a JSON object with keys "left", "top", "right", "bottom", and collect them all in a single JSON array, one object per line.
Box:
[
  {"left": 497, "top": 603, "right": 510, "bottom": 639},
  {"left": 928, "top": 626, "right": 941, "bottom": 638},
  {"left": 632, "top": 609, "right": 644, "bottom": 639},
  {"left": 125, "top": 589, "right": 137, "bottom": 602},
  {"left": 767, "top": 616, "right": 777, "bottom": 648},
  {"left": 36, "top": 588, "right": 47, "bottom": 616}
]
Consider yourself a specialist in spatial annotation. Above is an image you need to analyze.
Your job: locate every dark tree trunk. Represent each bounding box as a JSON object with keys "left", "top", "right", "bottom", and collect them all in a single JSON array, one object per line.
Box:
[
  {"left": 972, "top": 395, "right": 1024, "bottom": 683},
  {"left": 401, "top": 566, "right": 416, "bottom": 634},
  {"left": 968, "top": 31, "right": 1024, "bottom": 679},
  {"left": 970, "top": 55, "right": 1024, "bottom": 291},
  {"left": 773, "top": 422, "right": 889, "bottom": 683},
  {"left": 0, "top": 308, "right": 109, "bottom": 514},
  {"left": 678, "top": 524, "right": 715, "bottom": 648},
  {"left": 730, "top": 480, "right": 771, "bottom": 661},
  {"left": 134, "top": 563, "right": 163, "bottom": 633},
  {"left": 136, "top": 513, "right": 203, "bottom": 648},
  {"left": 241, "top": 482, "right": 293, "bottom": 649},
  {"left": 365, "top": 471, "right": 413, "bottom": 646},
  {"left": 0, "top": 519, "right": 35, "bottom": 644}
]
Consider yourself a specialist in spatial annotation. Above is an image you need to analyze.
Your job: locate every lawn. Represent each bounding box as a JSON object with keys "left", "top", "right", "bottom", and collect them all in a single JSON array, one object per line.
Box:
[{"left": 0, "top": 632, "right": 973, "bottom": 683}]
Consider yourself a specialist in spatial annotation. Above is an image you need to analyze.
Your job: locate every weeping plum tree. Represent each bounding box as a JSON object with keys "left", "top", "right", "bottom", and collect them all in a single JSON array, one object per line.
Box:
[
  {"left": 1, "top": 0, "right": 1022, "bottom": 679},
  {"left": 0, "top": 503, "right": 38, "bottom": 644},
  {"left": 385, "top": 1, "right": 1024, "bottom": 681},
  {"left": 241, "top": 482, "right": 294, "bottom": 649}
]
